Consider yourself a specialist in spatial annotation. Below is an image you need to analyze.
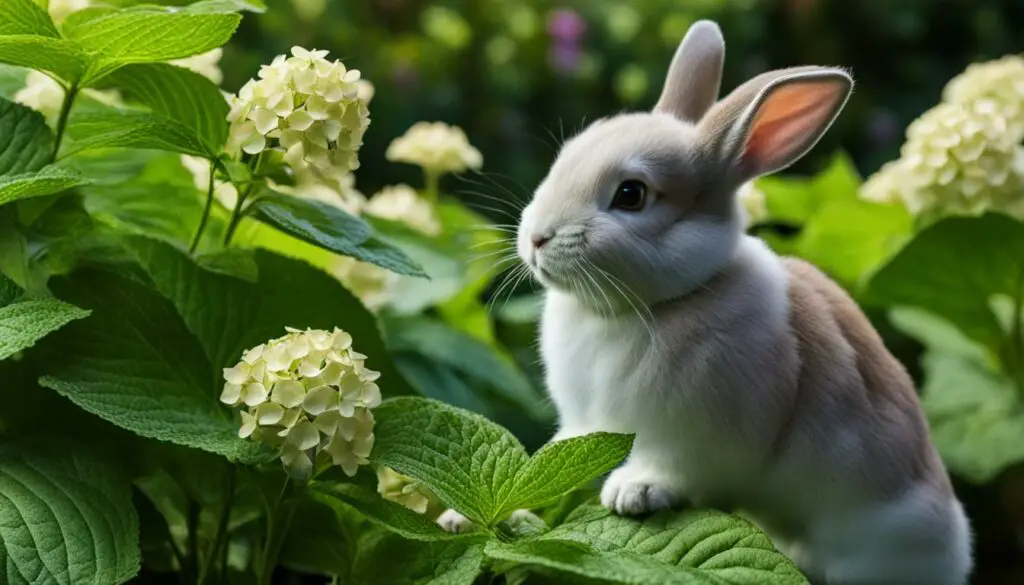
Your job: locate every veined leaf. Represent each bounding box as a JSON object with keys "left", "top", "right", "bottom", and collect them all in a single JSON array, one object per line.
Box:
[
  {"left": 0, "top": 35, "right": 89, "bottom": 85},
  {"left": 487, "top": 505, "right": 808, "bottom": 584},
  {"left": 372, "top": 397, "right": 530, "bottom": 526},
  {"left": 352, "top": 531, "right": 486, "bottom": 585},
  {"left": 0, "top": 97, "right": 53, "bottom": 176},
  {"left": 251, "top": 192, "right": 427, "bottom": 277},
  {"left": 185, "top": 0, "right": 268, "bottom": 12},
  {"left": 62, "top": 110, "right": 211, "bottom": 158},
  {"left": 37, "top": 268, "right": 262, "bottom": 461},
  {"left": 0, "top": 166, "right": 85, "bottom": 206},
  {"left": 0, "top": 0, "right": 59, "bottom": 37},
  {"left": 0, "top": 296, "right": 89, "bottom": 360},
  {"left": 125, "top": 237, "right": 416, "bottom": 396},
  {"left": 0, "top": 441, "right": 140, "bottom": 585},
  {"left": 99, "top": 63, "right": 229, "bottom": 152},
  {"left": 63, "top": 9, "right": 241, "bottom": 83}
]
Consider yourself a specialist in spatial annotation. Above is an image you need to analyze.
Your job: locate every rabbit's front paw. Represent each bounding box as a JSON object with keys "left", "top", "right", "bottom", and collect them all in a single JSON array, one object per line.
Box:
[
  {"left": 437, "top": 509, "right": 475, "bottom": 533},
  {"left": 601, "top": 466, "right": 682, "bottom": 516}
]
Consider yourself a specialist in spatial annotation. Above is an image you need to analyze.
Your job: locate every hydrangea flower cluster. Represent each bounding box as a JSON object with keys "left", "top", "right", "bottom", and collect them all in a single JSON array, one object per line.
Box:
[
  {"left": 861, "top": 55, "right": 1024, "bottom": 217},
  {"left": 386, "top": 121, "right": 483, "bottom": 177},
  {"left": 227, "top": 47, "right": 370, "bottom": 178},
  {"left": 171, "top": 49, "right": 225, "bottom": 85},
  {"left": 365, "top": 184, "right": 442, "bottom": 236},
  {"left": 15, "top": 71, "right": 120, "bottom": 121},
  {"left": 376, "top": 467, "right": 434, "bottom": 514},
  {"left": 220, "top": 327, "right": 381, "bottom": 478}
]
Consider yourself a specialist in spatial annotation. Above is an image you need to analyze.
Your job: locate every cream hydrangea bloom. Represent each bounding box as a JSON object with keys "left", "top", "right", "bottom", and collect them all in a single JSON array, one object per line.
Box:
[
  {"left": 376, "top": 467, "right": 433, "bottom": 514},
  {"left": 332, "top": 258, "right": 396, "bottom": 310},
  {"left": 227, "top": 47, "right": 371, "bottom": 178},
  {"left": 386, "top": 122, "right": 483, "bottom": 176},
  {"left": 365, "top": 184, "right": 441, "bottom": 236},
  {"left": 171, "top": 48, "right": 225, "bottom": 85},
  {"left": 220, "top": 327, "right": 382, "bottom": 478},
  {"left": 14, "top": 71, "right": 65, "bottom": 119},
  {"left": 943, "top": 55, "right": 1024, "bottom": 140},
  {"left": 737, "top": 182, "right": 767, "bottom": 227},
  {"left": 896, "top": 100, "right": 1024, "bottom": 214},
  {"left": 48, "top": 0, "right": 90, "bottom": 23}
]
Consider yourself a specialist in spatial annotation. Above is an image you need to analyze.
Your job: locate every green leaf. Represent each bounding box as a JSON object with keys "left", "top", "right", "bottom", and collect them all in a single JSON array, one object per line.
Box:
[
  {"left": 488, "top": 505, "right": 808, "bottom": 585},
  {"left": 279, "top": 496, "right": 361, "bottom": 577},
  {"left": 352, "top": 531, "right": 486, "bottom": 585},
  {"left": 63, "top": 9, "right": 241, "bottom": 83},
  {"left": 0, "top": 297, "right": 89, "bottom": 360},
  {"left": 251, "top": 192, "right": 427, "bottom": 277},
  {"left": 313, "top": 472, "right": 456, "bottom": 542},
  {"left": 0, "top": 97, "right": 53, "bottom": 175},
  {"left": 385, "top": 316, "right": 543, "bottom": 417},
  {"left": 0, "top": 441, "right": 140, "bottom": 585},
  {"left": 500, "top": 433, "right": 633, "bottom": 516},
  {"left": 0, "top": 166, "right": 84, "bottom": 206},
  {"left": 125, "top": 237, "right": 416, "bottom": 396},
  {"left": 98, "top": 63, "right": 229, "bottom": 152},
  {"left": 37, "top": 268, "right": 262, "bottom": 461},
  {"left": 0, "top": 272, "right": 19, "bottom": 305},
  {"left": 0, "top": 36, "right": 89, "bottom": 84},
  {"left": 185, "top": 0, "right": 268, "bottom": 12},
  {"left": 866, "top": 213, "right": 1024, "bottom": 351},
  {"left": 759, "top": 151, "right": 860, "bottom": 224},
  {"left": 918, "top": 350, "right": 1024, "bottom": 483},
  {"left": 62, "top": 110, "right": 211, "bottom": 158},
  {"left": 0, "top": 0, "right": 59, "bottom": 37},
  {"left": 371, "top": 397, "right": 529, "bottom": 526}
]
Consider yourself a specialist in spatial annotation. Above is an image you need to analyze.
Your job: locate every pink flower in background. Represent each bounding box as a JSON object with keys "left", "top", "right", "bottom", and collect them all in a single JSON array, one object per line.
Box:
[{"left": 547, "top": 8, "right": 587, "bottom": 74}]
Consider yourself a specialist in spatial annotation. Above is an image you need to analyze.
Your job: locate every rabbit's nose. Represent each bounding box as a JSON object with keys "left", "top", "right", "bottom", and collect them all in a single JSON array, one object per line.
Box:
[{"left": 531, "top": 232, "right": 553, "bottom": 249}]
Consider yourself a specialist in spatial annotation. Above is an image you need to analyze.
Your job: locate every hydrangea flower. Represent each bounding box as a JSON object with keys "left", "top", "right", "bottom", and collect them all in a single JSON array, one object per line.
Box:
[
  {"left": 48, "top": 0, "right": 90, "bottom": 23},
  {"left": 220, "top": 327, "right": 382, "bottom": 478},
  {"left": 180, "top": 155, "right": 240, "bottom": 209},
  {"left": 943, "top": 55, "right": 1024, "bottom": 140},
  {"left": 332, "top": 258, "right": 395, "bottom": 311},
  {"left": 226, "top": 47, "right": 371, "bottom": 178},
  {"left": 14, "top": 71, "right": 66, "bottom": 120},
  {"left": 737, "top": 182, "right": 767, "bottom": 228},
  {"left": 386, "top": 122, "right": 483, "bottom": 177},
  {"left": 376, "top": 467, "right": 434, "bottom": 514},
  {"left": 171, "top": 49, "right": 225, "bottom": 85},
  {"left": 894, "top": 100, "right": 1024, "bottom": 215},
  {"left": 365, "top": 184, "right": 441, "bottom": 236}
]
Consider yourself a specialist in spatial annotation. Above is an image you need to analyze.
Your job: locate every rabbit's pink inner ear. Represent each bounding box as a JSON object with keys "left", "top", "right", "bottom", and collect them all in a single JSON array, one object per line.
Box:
[{"left": 740, "top": 78, "right": 849, "bottom": 176}]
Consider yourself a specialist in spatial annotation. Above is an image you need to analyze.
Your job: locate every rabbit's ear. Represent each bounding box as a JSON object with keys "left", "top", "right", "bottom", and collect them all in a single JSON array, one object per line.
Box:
[
  {"left": 701, "top": 67, "right": 852, "bottom": 180},
  {"left": 653, "top": 20, "right": 725, "bottom": 122}
]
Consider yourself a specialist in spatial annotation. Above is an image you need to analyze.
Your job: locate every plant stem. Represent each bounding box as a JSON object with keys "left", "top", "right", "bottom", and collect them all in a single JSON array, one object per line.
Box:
[
  {"left": 190, "top": 159, "right": 217, "bottom": 254},
  {"left": 223, "top": 152, "right": 264, "bottom": 246},
  {"left": 198, "top": 465, "right": 236, "bottom": 585},
  {"left": 1011, "top": 272, "right": 1024, "bottom": 397},
  {"left": 424, "top": 169, "right": 440, "bottom": 202},
  {"left": 256, "top": 478, "right": 292, "bottom": 585},
  {"left": 185, "top": 501, "right": 200, "bottom": 583},
  {"left": 52, "top": 83, "right": 79, "bottom": 162}
]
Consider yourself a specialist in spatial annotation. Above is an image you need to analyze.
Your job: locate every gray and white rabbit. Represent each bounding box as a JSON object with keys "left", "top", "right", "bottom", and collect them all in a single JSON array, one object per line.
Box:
[{"left": 439, "top": 20, "right": 972, "bottom": 585}]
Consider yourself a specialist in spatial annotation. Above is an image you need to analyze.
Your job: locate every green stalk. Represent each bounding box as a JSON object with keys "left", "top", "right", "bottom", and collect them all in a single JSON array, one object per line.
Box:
[
  {"left": 256, "top": 478, "right": 292, "bottom": 585},
  {"left": 52, "top": 83, "right": 79, "bottom": 162},
  {"left": 223, "top": 152, "right": 264, "bottom": 246},
  {"left": 189, "top": 159, "right": 217, "bottom": 254},
  {"left": 423, "top": 169, "right": 440, "bottom": 203},
  {"left": 197, "top": 465, "right": 236, "bottom": 585}
]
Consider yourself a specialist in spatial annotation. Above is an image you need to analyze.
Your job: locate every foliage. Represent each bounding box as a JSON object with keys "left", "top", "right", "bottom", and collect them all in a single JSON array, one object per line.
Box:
[{"left": 1, "top": 0, "right": 1022, "bottom": 583}]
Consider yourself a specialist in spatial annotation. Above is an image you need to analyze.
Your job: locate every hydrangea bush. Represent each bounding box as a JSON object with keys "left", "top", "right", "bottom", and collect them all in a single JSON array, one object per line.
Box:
[{"left": 0, "top": 1, "right": 1021, "bottom": 583}]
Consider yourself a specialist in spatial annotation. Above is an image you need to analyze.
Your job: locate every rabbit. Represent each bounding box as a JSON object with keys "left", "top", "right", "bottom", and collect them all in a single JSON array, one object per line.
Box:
[{"left": 437, "top": 19, "right": 973, "bottom": 585}]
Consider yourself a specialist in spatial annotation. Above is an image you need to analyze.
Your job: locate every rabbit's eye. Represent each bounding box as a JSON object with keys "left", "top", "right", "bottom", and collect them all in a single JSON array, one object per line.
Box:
[{"left": 611, "top": 180, "right": 647, "bottom": 211}]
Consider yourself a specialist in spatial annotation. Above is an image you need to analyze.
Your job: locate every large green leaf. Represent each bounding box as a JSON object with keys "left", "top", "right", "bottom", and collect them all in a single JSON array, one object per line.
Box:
[
  {"left": 351, "top": 531, "right": 486, "bottom": 585},
  {"left": 37, "top": 268, "right": 261, "bottom": 461},
  {"left": 62, "top": 9, "right": 241, "bottom": 83},
  {"left": 185, "top": 0, "right": 268, "bottom": 13},
  {"left": 385, "top": 316, "right": 544, "bottom": 417},
  {"left": 0, "top": 295, "right": 89, "bottom": 359},
  {"left": 62, "top": 110, "right": 211, "bottom": 158},
  {"left": 759, "top": 152, "right": 861, "bottom": 224},
  {"left": 313, "top": 472, "right": 456, "bottom": 542},
  {"left": 0, "top": 0, "right": 59, "bottom": 37},
  {"left": 0, "top": 35, "right": 90, "bottom": 84},
  {"left": 0, "top": 97, "right": 53, "bottom": 176},
  {"left": 500, "top": 433, "right": 634, "bottom": 517},
  {"left": 918, "top": 349, "right": 1024, "bottom": 483},
  {"left": 866, "top": 213, "right": 1024, "bottom": 351},
  {"left": 372, "top": 397, "right": 530, "bottom": 526},
  {"left": 99, "top": 63, "right": 229, "bottom": 152},
  {"left": 125, "top": 237, "right": 416, "bottom": 396},
  {"left": 487, "top": 505, "right": 808, "bottom": 585},
  {"left": 0, "top": 166, "right": 84, "bottom": 206},
  {"left": 0, "top": 441, "right": 140, "bottom": 585},
  {"left": 251, "top": 192, "right": 427, "bottom": 277}
]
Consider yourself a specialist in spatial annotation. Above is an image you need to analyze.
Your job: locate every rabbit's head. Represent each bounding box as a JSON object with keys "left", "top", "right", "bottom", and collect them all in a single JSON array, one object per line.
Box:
[{"left": 517, "top": 20, "right": 852, "bottom": 310}]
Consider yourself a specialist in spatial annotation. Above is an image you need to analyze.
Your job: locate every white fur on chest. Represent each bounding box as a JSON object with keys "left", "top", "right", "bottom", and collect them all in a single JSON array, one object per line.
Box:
[{"left": 539, "top": 237, "right": 791, "bottom": 492}]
